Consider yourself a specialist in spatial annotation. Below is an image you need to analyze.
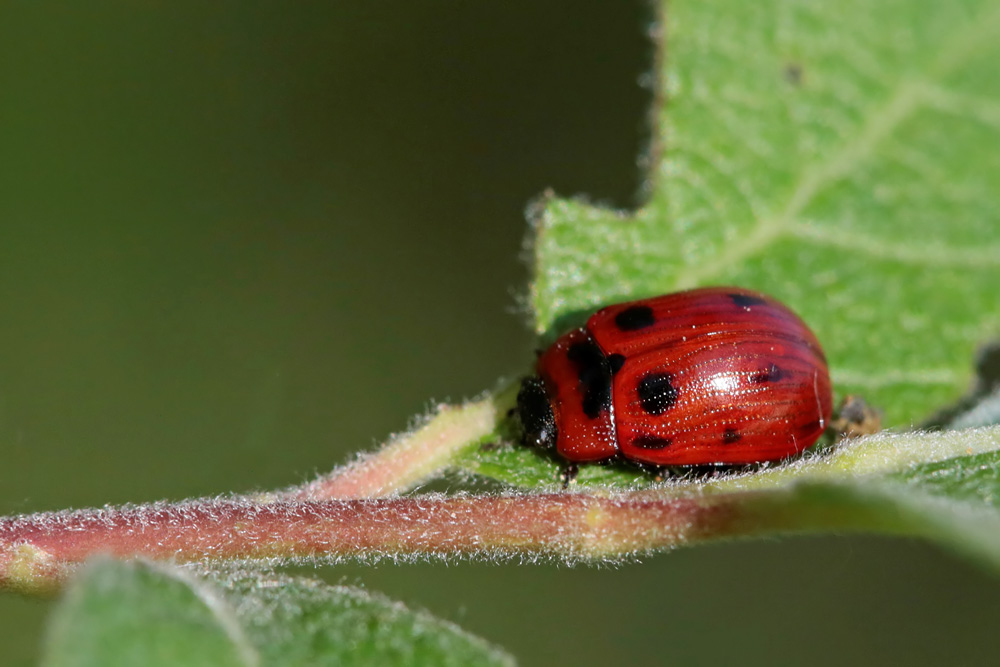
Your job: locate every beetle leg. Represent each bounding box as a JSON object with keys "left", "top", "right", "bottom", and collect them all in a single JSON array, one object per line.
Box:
[{"left": 560, "top": 463, "right": 579, "bottom": 488}]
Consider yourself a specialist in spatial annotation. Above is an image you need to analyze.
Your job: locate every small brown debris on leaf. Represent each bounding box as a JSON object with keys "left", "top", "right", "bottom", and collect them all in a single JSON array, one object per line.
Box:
[{"left": 832, "top": 395, "right": 882, "bottom": 439}]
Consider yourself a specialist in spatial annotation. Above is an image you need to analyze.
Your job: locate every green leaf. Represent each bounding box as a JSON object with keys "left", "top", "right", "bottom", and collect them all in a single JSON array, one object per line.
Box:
[
  {"left": 457, "top": 438, "right": 653, "bottom": 490},
  {"left": 42, "top": 560, "right": 250, "bottom": 667},
  {"left": 212, "top": 570, "right": 513, "bottom": 667},
  {"left": 888, "top": 448, "right": 1000, "bottom": 507},
  {"left": 456, "top": 0, "right": 1000, "bottom": 573},
  {"left": 947, "top": 387, "right": 1000, "bottom": 429},
  {"left": 529, "top": 0, "right": 1000, "bottom": 426},
  {"left": 460, "top": 414, "right": 1000, "bottom": 570},
  {"left": 733, "top": 475, "right": 1000, "bottom": 574},
  {"left": 462, "top": 418, "right": 1000, "bottom": 494},
  {"left": 42, "top": 560, "right": 513, "bottom": 667}
]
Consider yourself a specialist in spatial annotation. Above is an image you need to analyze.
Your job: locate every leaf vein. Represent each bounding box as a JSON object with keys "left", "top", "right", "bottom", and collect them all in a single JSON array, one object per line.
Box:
[{"left": 791, "top": 225, "right": 1000, "bottom": 268}]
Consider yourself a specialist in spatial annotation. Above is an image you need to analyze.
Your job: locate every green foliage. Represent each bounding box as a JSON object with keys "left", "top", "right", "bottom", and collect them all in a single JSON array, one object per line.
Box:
[
  {"left": 741, "top": 477, "right": 1000, "bottom": 574},
  {"left": 530, "top": 0, "right": 1000, "bottom": 427},
  {"left": 42, "top": 560, "right": 513, "bottom": 667},
  {"left": 42, "top": 560, "right": 249, "bottom": 667},
  {"left": 471, "top": 0, "right": 1000, "bottom": 563},
  {"left": 889, "top": 449, "right": 1000, "bottom": 507},
  {"left": 451, "top": 0, "right": 1000, "bottom": 577},
  {"left": 33, "top": 0, "right": 1000, "bottom": 661}
]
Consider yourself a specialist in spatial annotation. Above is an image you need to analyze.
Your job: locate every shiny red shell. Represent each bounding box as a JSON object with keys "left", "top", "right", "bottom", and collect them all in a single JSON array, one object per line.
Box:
[{"left": 517, "top": 287, "right": 833, "bottom": 466}]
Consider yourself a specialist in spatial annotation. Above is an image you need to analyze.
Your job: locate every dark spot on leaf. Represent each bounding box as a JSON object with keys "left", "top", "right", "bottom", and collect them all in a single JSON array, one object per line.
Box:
[
  {"left": 839, "top": 397, "right": 870, "bottom": 425},
  {"left": 784, "top": 63, "right": 804, "bottom": 86},
  {"left": 723, "top": 428, "right": 742, "bottom": 444}
]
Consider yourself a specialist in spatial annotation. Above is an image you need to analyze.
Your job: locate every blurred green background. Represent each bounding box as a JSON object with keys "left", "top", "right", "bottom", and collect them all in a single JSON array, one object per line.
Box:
[{"left": 1, "top": 2, "right": 998, "bottom": 665}]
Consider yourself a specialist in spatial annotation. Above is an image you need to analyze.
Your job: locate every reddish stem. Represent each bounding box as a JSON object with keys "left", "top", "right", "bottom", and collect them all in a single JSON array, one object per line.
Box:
[
  {"left": 1, "top": 492, "right": 746, "bottom": 594},
  {"left": 291, "top": 400, "right": 499, "bottom": 500}
]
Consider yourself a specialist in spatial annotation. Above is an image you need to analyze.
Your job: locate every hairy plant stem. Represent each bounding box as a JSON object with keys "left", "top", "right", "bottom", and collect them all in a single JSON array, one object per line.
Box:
[
  {"left": 6, "top": 392, "right": 990, "bottom": 596},
  {"left": 0, "top": 487, "right": 911, "bottom": 596},
  {"left": 0, "top": 393, "right": 510, "bottom": 595},
  {"left": 289, "top": 397, "right": 502, "bottom": 500}
]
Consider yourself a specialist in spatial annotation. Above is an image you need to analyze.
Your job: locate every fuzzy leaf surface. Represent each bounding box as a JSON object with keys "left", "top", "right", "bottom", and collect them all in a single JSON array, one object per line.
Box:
[
  {"left": 530, "top": 0, "right": 1000, "bottom": 426},
  {"left": 41, "top": 560, "right": 513, "bottom": 667}
]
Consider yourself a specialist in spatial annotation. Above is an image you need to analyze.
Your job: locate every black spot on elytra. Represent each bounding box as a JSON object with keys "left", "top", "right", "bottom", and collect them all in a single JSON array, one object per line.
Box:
[
  {"left": 723, "top": 428, "right": 742, "bottom": 444},
  {"left": 751, "top": 363, "right": 784, "bottom": 384},
  {"left": 637, "top": 372, "right": 678, "bottom": 415},
  {"left": 614, "top": 305, "right": 656, "bottom": 331},
  {"left": 567, "top": 339, "right": 612, "bottom": 419},
  {"left": 608, "top": 354, "right": 626, "bottom": 375},
  {"left": 516, "top": 376, "right": 557, "bottom": 450},
  {"left": 632, "top": 435, "right": 673, "bottom": 450},
  {"left": 728, "top": 292, "right": 768, "bottom": 309}
]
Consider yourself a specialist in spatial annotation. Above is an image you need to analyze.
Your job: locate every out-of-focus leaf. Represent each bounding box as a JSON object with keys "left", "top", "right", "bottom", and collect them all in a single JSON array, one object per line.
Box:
[{"left": 42, "top": 559, "right": 513, "bottom": 667}]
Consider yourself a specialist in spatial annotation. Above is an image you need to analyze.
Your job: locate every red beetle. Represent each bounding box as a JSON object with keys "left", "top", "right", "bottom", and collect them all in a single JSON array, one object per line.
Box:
[{"left": 517, "top": 286, "right": 833, "bottom": 466}]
